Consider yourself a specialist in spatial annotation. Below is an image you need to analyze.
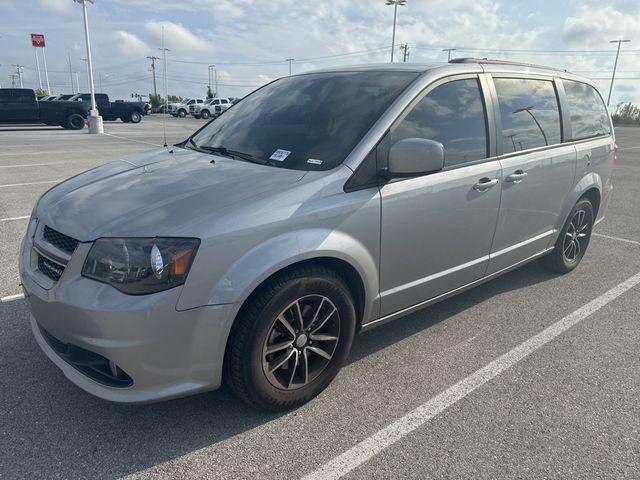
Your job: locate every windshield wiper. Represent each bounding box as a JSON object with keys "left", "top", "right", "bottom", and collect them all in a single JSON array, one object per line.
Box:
[{"left": 197, "top": 145, "right": 266, "bottom": 165}]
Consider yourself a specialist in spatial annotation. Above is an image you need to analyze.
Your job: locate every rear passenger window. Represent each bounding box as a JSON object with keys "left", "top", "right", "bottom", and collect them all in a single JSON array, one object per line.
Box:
[
  {"left": 563, "top": 80, "right": 611, "bottom": 140},
  {"left": 394, "top": 78, "right": 488, "bottom": 167},
  {"left": 494, "top": 78, "right": 562, "bottom": 153}
]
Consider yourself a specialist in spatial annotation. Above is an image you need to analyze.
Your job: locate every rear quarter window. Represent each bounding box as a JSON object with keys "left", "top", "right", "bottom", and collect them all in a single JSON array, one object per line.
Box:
[
  {"left": 494, "top": 78, "right": 562, "bottom": 153},
  {"left": 563, "top": 80, "right": 611, "bottom": 141}
]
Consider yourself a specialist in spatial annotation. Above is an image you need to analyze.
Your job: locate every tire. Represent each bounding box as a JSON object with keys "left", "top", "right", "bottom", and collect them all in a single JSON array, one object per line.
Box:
[
  {"left": 129, "top": 111, "right": 142, "bottom": 123},
  {"left": 120, "top": 117, "right": 131, "bottom": 123},
  {"left": 193, "top": 115, "right": 201, "bottom": 119},
  {"left": 539, "top": 198, "right": 594, "bottom": 274},
  {"left": 224, "top": 265, "right": 356, "bottom": 411},
  {"left": 200, "top": 110, "right": 210, "bottom": 119},
  {"left": 64, "top": 113, "right": 85, "bottom": 130},
  {"left": 178, "top": 109, "right": 187, "bottom": 118}
]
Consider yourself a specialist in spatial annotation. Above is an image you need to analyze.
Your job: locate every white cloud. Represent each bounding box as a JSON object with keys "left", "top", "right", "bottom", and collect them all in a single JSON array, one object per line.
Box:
[
  {"left": 564, "top": 3, "right": 640, "bottom": 47},
  {"left": 114, "top": 31, "right": 150, "bottom": 58},
  {"left": 144, "top": 20, "right": 210, "bottom": 54},
  {"left": 39, "top": 0, "right": 71, "bottom": 13}
]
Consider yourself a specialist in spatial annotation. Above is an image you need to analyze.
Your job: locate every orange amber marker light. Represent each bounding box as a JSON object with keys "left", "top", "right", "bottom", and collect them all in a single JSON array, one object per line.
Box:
[{"left": 170, "top": 249, "right": 195, "bottom": 276}]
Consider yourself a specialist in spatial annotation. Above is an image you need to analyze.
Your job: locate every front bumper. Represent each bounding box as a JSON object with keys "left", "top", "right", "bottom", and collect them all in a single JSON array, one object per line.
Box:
[{"left": 20, "top": 219, "right": 238, "bottom": 403}]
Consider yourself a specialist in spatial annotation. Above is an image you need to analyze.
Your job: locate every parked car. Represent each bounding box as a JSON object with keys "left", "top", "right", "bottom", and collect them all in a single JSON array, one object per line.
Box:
[
  {"left": 168, "top": 98, "right": 205, "bottom": 118},
  {"left": 190, "top": 97, "right": 232, "bottom": 119},
  {"left": 0, "top": 88, "right": 89, "bottom": 129},
  {"left": 21, "top": 60, "right": 615, "bottom": 411},
  {"left": 68, "top": 93, "right": 146, "bottom": 123}
]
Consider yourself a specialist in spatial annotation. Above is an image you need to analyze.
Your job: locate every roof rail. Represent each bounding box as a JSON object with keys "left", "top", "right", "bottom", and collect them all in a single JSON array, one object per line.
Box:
[{"left": 449, "top": 57, "right": 567, "bottom": 72}]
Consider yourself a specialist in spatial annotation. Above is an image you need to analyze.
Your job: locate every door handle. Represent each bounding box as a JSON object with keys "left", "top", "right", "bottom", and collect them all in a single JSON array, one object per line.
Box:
[
  {"left": 505, "top": 170, "right": 528, "bottom": 183},
  {"left": 473, "top": 177, "right": 499, "bottom": 191}
]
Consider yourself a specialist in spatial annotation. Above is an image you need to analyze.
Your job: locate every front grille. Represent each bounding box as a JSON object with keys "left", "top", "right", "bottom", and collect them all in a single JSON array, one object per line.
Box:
[
  {"left": 37, "top": 254, "right": 65, "bottom": 281},
  {"left": 39, "top": 325, "right": 133, "bottom": 388},
  {"left": 43, "top": 226, "right": 79, "bottom": 254}
]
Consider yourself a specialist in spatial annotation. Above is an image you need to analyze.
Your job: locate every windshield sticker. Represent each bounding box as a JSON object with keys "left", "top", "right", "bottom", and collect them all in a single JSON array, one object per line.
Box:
[
  {"left": 269, "top": 149, "right": 291, "bottom": 162},
  {"left": 307, "top": 158, "right": 323, "bottom": 165}
]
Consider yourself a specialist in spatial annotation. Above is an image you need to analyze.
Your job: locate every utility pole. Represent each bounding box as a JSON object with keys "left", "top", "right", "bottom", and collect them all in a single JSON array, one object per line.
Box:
[
  {"left": 13, "top": 65, "right": 24, "bottom": 88},
  {"left": 67, "top": 51, "right": 74, "bottom": 93},
  {"left": 285, "top": 58, "right": 294, "bottom": 76},
  {"left": 80, "top": 57, "right": 88, "bottom": 91},
  {"left": 607, "top": 39, "right": 630, "bottom": 106},
  {"left": 9, "top": 74, "right": 18, "bottom": 88},
  {"left": 400, "top": 43, "right": 410, "bottom": 62},
  {"left": 442, "top": 48, "right": 456, "bottom": 62},
  {"left": 147, "top": 55, "right": 159, "bottom": 98}
]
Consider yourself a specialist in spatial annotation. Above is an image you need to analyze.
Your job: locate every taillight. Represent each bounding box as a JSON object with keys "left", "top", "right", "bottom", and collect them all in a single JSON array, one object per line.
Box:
[{"left": 614, "top": 143, "right": 618, "bottom": 164}]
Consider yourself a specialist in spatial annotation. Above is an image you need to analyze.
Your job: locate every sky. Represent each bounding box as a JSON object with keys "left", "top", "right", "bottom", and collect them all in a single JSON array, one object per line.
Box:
[{"left": 0, "top": 0, "right": 639, "bottom": 109}]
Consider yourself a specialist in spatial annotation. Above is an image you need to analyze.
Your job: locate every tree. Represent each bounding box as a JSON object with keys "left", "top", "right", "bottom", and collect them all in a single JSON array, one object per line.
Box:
[
  {"left": 206, "top": 86, "right": 214, "bottom": 99},
  {"left": 167, "top": 95, "right": 182, "bottom": 102},
  {"left": 149, "top": 93, "right": 163, "bottom": 109},
  {"left": 35, "top": 88, "right": 48, "bottom": 97},
  {"left": 612, "top": 102, "right": 640, "bottom": 125}
]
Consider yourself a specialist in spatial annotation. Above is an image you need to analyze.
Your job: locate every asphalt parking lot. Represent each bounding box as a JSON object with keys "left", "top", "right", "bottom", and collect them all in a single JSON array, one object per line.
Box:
[{"left": 1, "top": 119, "right": 639, "bottom": 479}]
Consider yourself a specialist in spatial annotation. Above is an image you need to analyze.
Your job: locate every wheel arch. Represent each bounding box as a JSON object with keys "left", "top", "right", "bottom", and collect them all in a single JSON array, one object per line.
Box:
[{"left": 580, "top": 186, "right": 601, "bottom": 218}]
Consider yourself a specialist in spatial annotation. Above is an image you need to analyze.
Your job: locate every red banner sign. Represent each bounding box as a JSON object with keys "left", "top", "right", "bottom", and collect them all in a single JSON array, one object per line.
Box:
[{"left": 31, "top": 33, "right": 46, "bottom": 48}]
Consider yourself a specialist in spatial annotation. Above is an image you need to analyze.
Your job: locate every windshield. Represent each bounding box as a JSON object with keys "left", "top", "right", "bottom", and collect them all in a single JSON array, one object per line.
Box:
[{"left": 190, "top": 71, "right": 419, "bottom": 171}]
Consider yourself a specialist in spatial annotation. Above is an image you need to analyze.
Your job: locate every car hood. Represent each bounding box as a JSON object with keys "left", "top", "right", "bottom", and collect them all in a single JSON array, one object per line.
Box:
[{"left": 36, "top": 147, "right": 307, "bottom": 241}]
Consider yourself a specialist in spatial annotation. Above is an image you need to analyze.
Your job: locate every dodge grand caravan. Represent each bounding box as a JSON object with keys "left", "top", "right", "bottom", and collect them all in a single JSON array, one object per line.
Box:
[{"left": 21, "top": 59, "right": 615, "bottom": 411}]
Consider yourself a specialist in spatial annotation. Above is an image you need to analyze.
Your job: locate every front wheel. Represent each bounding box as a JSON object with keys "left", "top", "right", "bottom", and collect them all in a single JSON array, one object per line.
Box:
[
  {"left": 120, "top": 117, "right": 130, "bottom": 123},
  {"left": 129, "top": 111, "right": 142, "bottom": 123},
  {"left": 200, "top": 110, "right": 210, "bottom": 119},
  {"left": 539, "top": 198, "right": 594, "bottom": 273},
  {"left": 224, "top": 265, "right": 356, "bottom": 411},
  {"left": 178, "top": 109, "right": 187, "bottom": 118}
]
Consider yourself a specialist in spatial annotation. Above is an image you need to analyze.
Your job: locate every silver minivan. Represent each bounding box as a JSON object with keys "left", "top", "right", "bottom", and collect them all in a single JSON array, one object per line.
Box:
[{"left": 21, "top": 59, "right": 615, "bottom": 411}]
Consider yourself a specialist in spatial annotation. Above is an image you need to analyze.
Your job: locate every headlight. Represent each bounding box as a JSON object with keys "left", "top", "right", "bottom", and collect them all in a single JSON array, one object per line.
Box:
[{"left": 82, "top": 238, "right": 200, "bottom": 295}]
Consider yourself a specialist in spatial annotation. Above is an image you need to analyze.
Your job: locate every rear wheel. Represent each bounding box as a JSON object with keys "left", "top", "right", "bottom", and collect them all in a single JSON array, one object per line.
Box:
[
  {"left": 224, "top": 265, "right": 356, "bottom": 411},
  {"left": 129, "top": 111, "right": 142, "bottom": 123},
  {"left": 539, "top": 198, "right": 594, "bottom": 273},
  {"left": 64, "top": 113, "right": 86, "bottom": 130}
]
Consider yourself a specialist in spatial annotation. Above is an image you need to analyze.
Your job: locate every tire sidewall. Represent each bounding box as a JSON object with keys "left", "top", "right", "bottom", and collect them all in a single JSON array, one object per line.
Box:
[
  {"left": 241, "top": 273, "right": 356, "bottom": 408},
  {"left": 178, "top": 109, "right": 186, "bottom": 118},
  {"left": 558, "top": 199, "right": 594, "bottom": 270},
  {"left": 201, "top": 110, "right": 210, "bottom": 119},
  {"left": 130, "top": 111, "right": 142, "bottom": 123},
  {"left": 67, "top": 114, "right": 85, "bottom": 130}
]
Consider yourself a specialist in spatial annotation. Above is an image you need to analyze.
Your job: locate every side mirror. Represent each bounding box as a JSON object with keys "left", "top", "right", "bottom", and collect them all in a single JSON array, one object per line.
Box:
[{"left": 387, "top": 138, "right": 445, "bottom": 177}]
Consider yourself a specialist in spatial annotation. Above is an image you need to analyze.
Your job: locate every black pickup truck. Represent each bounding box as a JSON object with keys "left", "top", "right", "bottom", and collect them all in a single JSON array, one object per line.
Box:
[
  {"left": 0, "top": 88, "right": 89, "bottom": 129},
  {"left": 69, "top": 93, "right": 147, "bottom": 123}
]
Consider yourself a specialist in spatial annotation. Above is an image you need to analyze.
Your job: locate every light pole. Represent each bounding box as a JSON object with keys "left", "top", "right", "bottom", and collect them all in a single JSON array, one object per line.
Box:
[
  {"left": 285, "top": 58, "right": 294, "bottom": 76},
  {"left": 513, "top": 106, "right": 548, "bottom": 146},
  {"left": 385, "top": 0, "right": 407, "bottom": 62},
  {"left": 208, "top": 65, "right": 217, "bottom": 97},
  {"left": 607, "top": 39, "right": 630, "bottom": 106},
  {"left": 442, "top": 48, "right": 456, "bottom": 62},
  {"left": 73, "top": 0, "right": 103, "bottom": 133}
]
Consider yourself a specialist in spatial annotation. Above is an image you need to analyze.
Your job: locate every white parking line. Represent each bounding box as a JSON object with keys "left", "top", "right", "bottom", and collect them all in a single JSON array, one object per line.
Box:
[
  {"left": 0, "top": 180, "right": 62, "bottom": 188},
  {"left": 103, "top": 132, "right": 164, "bottom": 147},
  {"left": 0, "top": 215, "right": 29, "bottom": 222},
  {"left": 0, "top": 293, "right": 25, "bottom": 303},
  {"left": 303, "top": 271, "right": 640, "bottom": 480},
  {"left": 593, "top": 232, "right": 640, "bottom": 246}
]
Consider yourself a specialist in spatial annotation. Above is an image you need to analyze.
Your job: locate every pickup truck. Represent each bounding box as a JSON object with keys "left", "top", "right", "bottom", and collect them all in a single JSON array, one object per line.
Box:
[
  {"left": 190, "top": 97, "right": 232, "bottom": 119},
  {"left": 68, "top": 93, "right": 146, "bottom": 123},
  {"left": 0, "top": 88, "right": 89, "bottom": 129},
  {"left": 168, "top": 98, "right": 205, "bottom": 118}
]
